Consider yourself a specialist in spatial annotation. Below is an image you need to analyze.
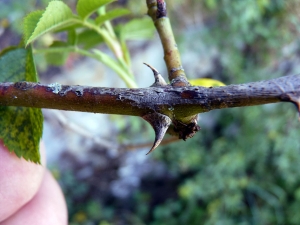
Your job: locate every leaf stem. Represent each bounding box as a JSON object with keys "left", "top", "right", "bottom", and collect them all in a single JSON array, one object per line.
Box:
[
  {"left": 91, "top": 49, "right": 137, "bottom": 88},
  {"left": 75, "top": 18, "right": 135, "bottom": 83}
]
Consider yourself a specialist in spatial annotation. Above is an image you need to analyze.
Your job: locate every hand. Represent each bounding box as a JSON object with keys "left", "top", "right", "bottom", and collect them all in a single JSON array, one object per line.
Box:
[{"left": 0, "top": 141, "right": 67, "bottom": 225}]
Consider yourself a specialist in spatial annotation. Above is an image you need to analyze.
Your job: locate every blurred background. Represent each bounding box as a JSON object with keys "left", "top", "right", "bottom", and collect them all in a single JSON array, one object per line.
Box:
[{"left": 1, "top": 0, "right": 300, "bottom": 224}]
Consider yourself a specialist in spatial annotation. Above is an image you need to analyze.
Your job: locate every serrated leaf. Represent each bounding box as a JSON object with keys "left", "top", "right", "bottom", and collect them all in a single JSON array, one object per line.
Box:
[
  {"left": 25, "top": 1, "right": 76, "bottom": 45},
  {"left": 0, "top": 47, "right": 43, "bottom": 163},
  {"left": 23, "top": 10, "right": 44, "bottom": 44},
  {"left": 45, "top": 41, "right": 69, "bottom": 66},
  {"left": 120, "top": 17, "right": 155, "bottom": 41},
  {"left": 77, "top": 29, "right": 104, "bottom": 49},
  {"left": 77, "top": 0, "right": 115, "bottom": 20},
  {"left": 54, "top": 23, "right": 84, "bottom": 33},
  {"left": 0, "top": 47, "right": 37, "bottom": 82},
  {"left": 95, "top": 8, "right": 130, "bottom": 26},
  {"left": 189, "top": 78, "right": 225, "bottom": 87}
]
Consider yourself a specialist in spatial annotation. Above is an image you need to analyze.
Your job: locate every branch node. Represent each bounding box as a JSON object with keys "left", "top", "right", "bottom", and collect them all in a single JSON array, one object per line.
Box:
[
  {"left": 157, "top": 0, "right": 167, "bottom": 18},
  {"left": 173, "top": 116, "right": 200, "bottom": 140},
  {"left": 171, "top": 75, "right": 191, "bottom": 87},
  {"left": 143, "top": 62, "right": 167, "bottom": 87},
  {"left": 142, "top": 112, "right": 172, "bottom": 154}
]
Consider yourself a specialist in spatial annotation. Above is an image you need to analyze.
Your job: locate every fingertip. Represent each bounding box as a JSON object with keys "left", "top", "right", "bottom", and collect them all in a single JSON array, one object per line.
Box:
[
  {"left": 0, "top": 140, "right": 45, "bottom": 222},
  {"left": 1, "top": 171, "right": 68, "bottom": 225}
]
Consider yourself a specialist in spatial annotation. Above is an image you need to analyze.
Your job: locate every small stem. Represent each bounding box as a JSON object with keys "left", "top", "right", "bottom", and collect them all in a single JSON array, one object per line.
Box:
[
  {"left": 77, "top": 19, "right": 134, "bottom": 82},
  {"left": 146, "top": 0, "right": 196, "bottom": 132},
  {"left": 34, "top": 46, "right": 137, "bottom": 88},
  {"left": 77, "top": 19, "right": 118, "bottom": 55},
  {"left": 36, "top": 16, "right": 135, "bottom": 87},
  {"left": 98, "top": 6, "right": 117, "bottom": 39},
  {"left": 33, "top": 46, "right": 76, "bottom": 54},
  {"left": 78, "top": 48, "right": 137, "bottom": 88},
  {"left": 120, "top": 39, "right": 132, "bottom": 69},
  {"left": 92, "top": 49, "right": 137, "bottom": 88},
  {"left": 146, "top": 0, "right": 189, "bottom": 87}
]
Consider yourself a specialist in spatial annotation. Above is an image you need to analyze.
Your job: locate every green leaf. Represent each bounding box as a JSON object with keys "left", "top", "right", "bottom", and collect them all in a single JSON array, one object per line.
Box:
[
  {"left": 67, "top": 29, "right": 77, "bottom": 45},
  {"left": 0, "top": 47, "right": 43, "bottom": 163},
  {"left": 23, "top": 10, "right": 44, "bottom": 45},
  {"left": 77, "top": 29, "right": 104, "bottom": 49},
  {"left": 25, "top": 1, "right": 75, "bottom": 45},
  {"left": 76, "top": 0, "right": 115, "bottom": 20},
  {"left": 95, "top": 8, "right": 130, "bottom": 26},
  {"left": 0, "top": 47, "right": 37, "bottom": 82},
  {"left": 45, "top": 41, "right": 70, "bottom": 66},
  {"left": 189, "top": 78, "right": 225, "bottom": 87},
  {"left": 52, "top": 23, "right": 84, "bottom": 34},
  {"left": 119, "top": 17, "right": 155, "bottom": 41}
]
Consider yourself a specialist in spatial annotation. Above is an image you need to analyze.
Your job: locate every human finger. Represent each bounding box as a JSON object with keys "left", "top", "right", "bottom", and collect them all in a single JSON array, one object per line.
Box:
[
  {"left": 1, "top": 170, "right": 67, "bottom": 225},
  {"left": 0, "top": 141, "right": 46, "bottom": 222}
]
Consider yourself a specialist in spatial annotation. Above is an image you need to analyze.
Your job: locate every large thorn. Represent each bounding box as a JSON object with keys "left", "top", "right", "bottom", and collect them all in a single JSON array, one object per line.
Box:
[
  {"left": 286, "top": 94, "right": 300, "bottom": 120},
  {"left": 142, "top": 112, "right": 172, "bottom": 155},
  {"left": 143, "top": 62, "right": 167, "bottom": 87}
]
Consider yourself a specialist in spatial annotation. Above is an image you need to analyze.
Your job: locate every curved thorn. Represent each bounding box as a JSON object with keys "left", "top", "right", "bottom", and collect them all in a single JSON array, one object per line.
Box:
[
  {"left": 285, "top": 93, "right": 300, "bottom": 120},
  {"left": 143, "top": 62, "right": 159, "bottom": 75},
  {"left": 142, "top": 113, "right": 172, "bottom": 155},
  {"left": 143, "top": 62, "right": 167, "bottom": 87}
]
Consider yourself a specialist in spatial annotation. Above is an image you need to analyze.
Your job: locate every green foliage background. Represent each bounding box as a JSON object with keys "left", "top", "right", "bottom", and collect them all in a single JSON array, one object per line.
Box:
[
  {"left": 2, "top": 0, "right": 300, "bottom": 224},
  {"left": 60, "top": 1, "right": 300, "bottom": 224}
]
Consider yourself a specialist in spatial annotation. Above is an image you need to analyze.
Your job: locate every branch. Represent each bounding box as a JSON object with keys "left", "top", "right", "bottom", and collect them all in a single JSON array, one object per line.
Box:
[
  {"left": 1, "top": 74, "right": 299, "bottom": 152},
  {"left": 1, "top": 75, "right": 299, "bottom": 117}
]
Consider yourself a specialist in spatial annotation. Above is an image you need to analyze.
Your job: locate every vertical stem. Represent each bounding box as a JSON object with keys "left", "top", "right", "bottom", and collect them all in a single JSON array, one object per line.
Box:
[
  {"left": 146, "top": 0, "right": 190, "bottom": 87},
  {"left": 146, "top": 0, "right": 198, "bottom": 134}
]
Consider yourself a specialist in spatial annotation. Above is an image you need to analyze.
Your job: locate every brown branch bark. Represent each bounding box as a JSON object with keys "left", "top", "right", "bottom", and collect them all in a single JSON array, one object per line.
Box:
[
  {"left": 1, "top": 74, "right": 299, "bottom": 148},
  {"left": 0, "top": 75, "right": 299, "bottom": 119}
]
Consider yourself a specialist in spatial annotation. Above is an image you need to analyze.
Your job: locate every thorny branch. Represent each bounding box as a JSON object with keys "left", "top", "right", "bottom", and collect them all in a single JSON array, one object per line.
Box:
[
  {"left": 0, "top": 74, "right": 300, "bottom": 152},
  {"left": 1, "top": 0, "right": 300, "bottom": 153},
  {"left": 145, "top": 0, "right": 199, "bottom": 151},
  {"left": 0, "top": 75, "right": 298, "bottom": 116}
]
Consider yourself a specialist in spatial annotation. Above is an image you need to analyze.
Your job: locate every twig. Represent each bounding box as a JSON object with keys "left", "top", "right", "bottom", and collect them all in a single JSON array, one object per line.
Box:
[
  {"left": 47, "top": 110, "right": 118, "bottom": 150},
  {"left": 146, "top": 0, "right": 189, "bottom": 86}
]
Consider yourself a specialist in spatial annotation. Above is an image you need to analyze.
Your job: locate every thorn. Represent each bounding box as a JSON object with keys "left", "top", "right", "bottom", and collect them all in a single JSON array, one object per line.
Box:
[
  {"left": 143, "top": 62, "right": 167, "bottom": 87},
  {"left": 286, "top": 94, "right": 300, "bottom": 121},
  {"left": 142, "top": 112, "right": 172, "bottom": 155}
]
